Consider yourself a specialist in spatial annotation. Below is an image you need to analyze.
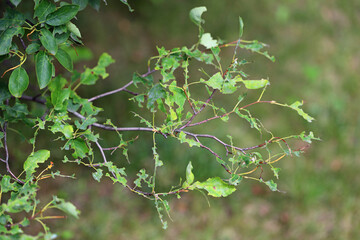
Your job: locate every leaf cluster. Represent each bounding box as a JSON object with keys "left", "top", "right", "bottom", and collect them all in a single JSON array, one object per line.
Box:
[{"left": 0, "top": 0, "right": 317, "bottom": 236}]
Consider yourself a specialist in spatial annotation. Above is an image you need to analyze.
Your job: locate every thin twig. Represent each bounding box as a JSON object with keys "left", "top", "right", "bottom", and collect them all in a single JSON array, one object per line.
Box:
[
  {"left": 19, "top": 36, "right": 27, "bottom": 50},
  {"left": 1, "top": 123, "right": 24, "bottom": 184},
  {"left": 179, "top": 89, "right": 216, "bottom": 130},
  {"left": 88, "top": 69, "right": 156, "bottom": 102},
  {"left": 123, "top": 89, "right": 139, "bottom": 96},
  {"left": 88, "top": 80, "right": 134, "bottom": 102}
]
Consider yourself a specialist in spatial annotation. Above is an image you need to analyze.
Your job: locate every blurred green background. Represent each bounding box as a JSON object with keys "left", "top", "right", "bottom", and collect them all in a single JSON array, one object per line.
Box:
[{"left": 3, "top": 0, "right": 360, "bottom": 239}]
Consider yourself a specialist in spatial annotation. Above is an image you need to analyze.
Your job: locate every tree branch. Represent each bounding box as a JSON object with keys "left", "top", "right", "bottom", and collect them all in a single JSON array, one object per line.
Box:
[
  {"left": 1, "top": 122, "right": 24, "bottom": 184},
  {"left": 88, "top": 69, "right": 156, "bottom": 102},
  {"left": 88, "top": 80, "right": 134, "bottom": 102},
  {"left": 179, "top": 89, "right": 216, "bottom": 130}
]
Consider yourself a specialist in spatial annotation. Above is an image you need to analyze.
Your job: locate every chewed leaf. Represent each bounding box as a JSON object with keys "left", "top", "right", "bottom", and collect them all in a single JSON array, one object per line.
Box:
[
  {"left": 92, "top": 169, "right": 103, "bottom": 182},
  {"left": 97, "top": 52, "right": 115, "bottom": 68},
  {"left": 53, "top": 196, "right": 80, "bottom": 219},
  {"left": 147, "top": 84, "right": 166, "bottom": 111},
  {"left": 23, "top": 150, "right": 50, "bottom": 180},
  {"left": 289, "top": 101, "right": 314, "bottom": 122},
  {"left": 200, "top": 33, "right": 218, "bottom": 49},
  {"left": 203, "top": 72, "right": 223, "bottom": 90},
  {"left": 297, "top": 131, "right": 320, "bottom": 143},
  {"left": 242, "top": 79, "right": 269, "bottom": 89},
  {"left": 189, "top": 6, "right": 207, "bottom": 27},
  {"left": 264, "top": 180, "right": 278, "bottom": 191},
  {"left": 192, "top": 177, "right": 236, "bottom": 197},
  {"left": 178, "top": 131, "right": 200, "bottom": 147}
]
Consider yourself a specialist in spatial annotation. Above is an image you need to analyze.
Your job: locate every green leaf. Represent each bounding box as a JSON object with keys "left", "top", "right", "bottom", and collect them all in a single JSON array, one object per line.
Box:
[
  {"left": 46, "top": 5, "right": 80, "bottom": 26},
  {"left": 119, "top": 0, "right": 134, "bottom": 12},
  {"left": 35, "top": 51, "right": 53, "bottom": 89},
  {"left": 8, "top": 67, "right": 29, "bottom": 98},
  {"left": 53, "top": 196, "right": 80, "bottom": 219},
  {"left": 238, "top": 17, "right": 244, "bottom": 38},
  {"left": 297, "top": 131, "right": 319, "bottom": 143},
  {"left": 189, "top": 6, "right": 207, "bottom": 27},
  {"left": 183, "top": 161, "right": 194, "bottom": 187},
  {"left": 168, "top": 82, "right": 186, "bottom": 109},
  {"left": 39, "top": 28, "right": 58, "bottom": 55},
  {"left": 1, "top": 175, "right": 18, "bottom": 193},
  {"left": 51, "top": 88, "right": 70, "bottom": 110},
  {"left": 222, "top": 79, "right": 238, "bottom": 94},
  {"left": 103, "top": 162, "right": 127, "bottom": 186},
  {"left": 67, "top": 21, "right": 81, "bottom": 38},
  {"left": 25, "top": 43, "right": 40, "bottom": 54},
  {"left": 178, "top": 131, "right": 200, "bottom": 147},
  {"left": 48, "top": 75, "right": 67, "bottom": 91},
  {"left": 63, "top": 125, "right": 74, "bottom": 139},
  {"left": 132, "top": 72, "right": 153, "bottom": 87},
  {"left": 272, "top": 167, "right": 281, "bottom": 179},
  {"left": 147, "top": 83, "right": 166, "bottom": 110},
  {"left": 264, "top": 180, "right": 278, "bottom": 191},
  {"left": 242, "top": 79, "right": 269, "bottom": 89},
  {"left": 50, "top": 122, "right": 74, "bottom": 139},
  {"left": 92, "top": 169, "right": 103, "bottom": 182},
  {"left": 72, "top": 0, "right": 89, "bottom": 11},
  {"left": 80, "top": 68, "right": 98, "bottom": 85},
  {"left": 34, "top": 0, "right": 56, "bottom": 22},
  {"left": 23, "top": 150, "right": 50, "bottom": 180},
  {"left": 200, "top": 33, "right": 218, "bottom": 49},
  {"left": 88, "top": 0, "right": 100, "bottom": 11},
  {"left": 229, "top": 175, "right": 242, "bottom": 186},
  {"left": 97, "top": 52, "right": 115, "bottom": 68},
  {"left": 240, "top": 40, "right": 276, "bottom": 62},
  {"left": 10, "top": 0, "right": 22, "bottom": 7},
  {"left": 0, "top": 27, "right": 24, "bottom": 55},
  {"left": 289, "top": 101, "right": 315, "bottom": 122},
  {"left": 0, "top": 8, "right": 25, "bottom": 31},
  {"left": 55, "top": 48, "right": 73, "bottom": 72},
  {"left": 69, "top": 138, "right": 89, "bottom": 158},
  {"left": 2, "top": 195, "right": 33, "bottom": 213},
  {"left": 192, "top": 177, "right": 236, "bottom": 197},
  {"left": 203, "top": 72, "right": 223, "bottom": 90}
]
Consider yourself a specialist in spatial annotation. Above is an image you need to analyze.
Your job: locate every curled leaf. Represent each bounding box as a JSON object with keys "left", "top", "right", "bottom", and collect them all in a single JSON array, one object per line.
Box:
[
  {"left": 242, "top": 79, "right": 269, "bottom": 89},
  {"left": 189, "top": 6, "right": 207, "bottom": 27}
]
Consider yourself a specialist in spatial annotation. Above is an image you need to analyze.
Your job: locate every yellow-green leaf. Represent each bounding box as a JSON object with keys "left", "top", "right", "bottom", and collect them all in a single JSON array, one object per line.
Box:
[
  {"left": 289, "top": 101, "right": 315, "bottom": 122},
  {"left": 183, "top": 161, "right": 195, "bottom": 188},
  {"left": 192, "top": 177, "right": 236, "bottom": 197},
  {"left": 204, "top": 72, "right": 223, "bottom": 90},
  {"left": 242, "top": 79, "right": 269, "bottom": 89},
  {"left": 66, "top": 21, "right": 81, "bottom": 38},
  {"left": 238, "top": 16, "right": 244, "bottom": 38}
]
